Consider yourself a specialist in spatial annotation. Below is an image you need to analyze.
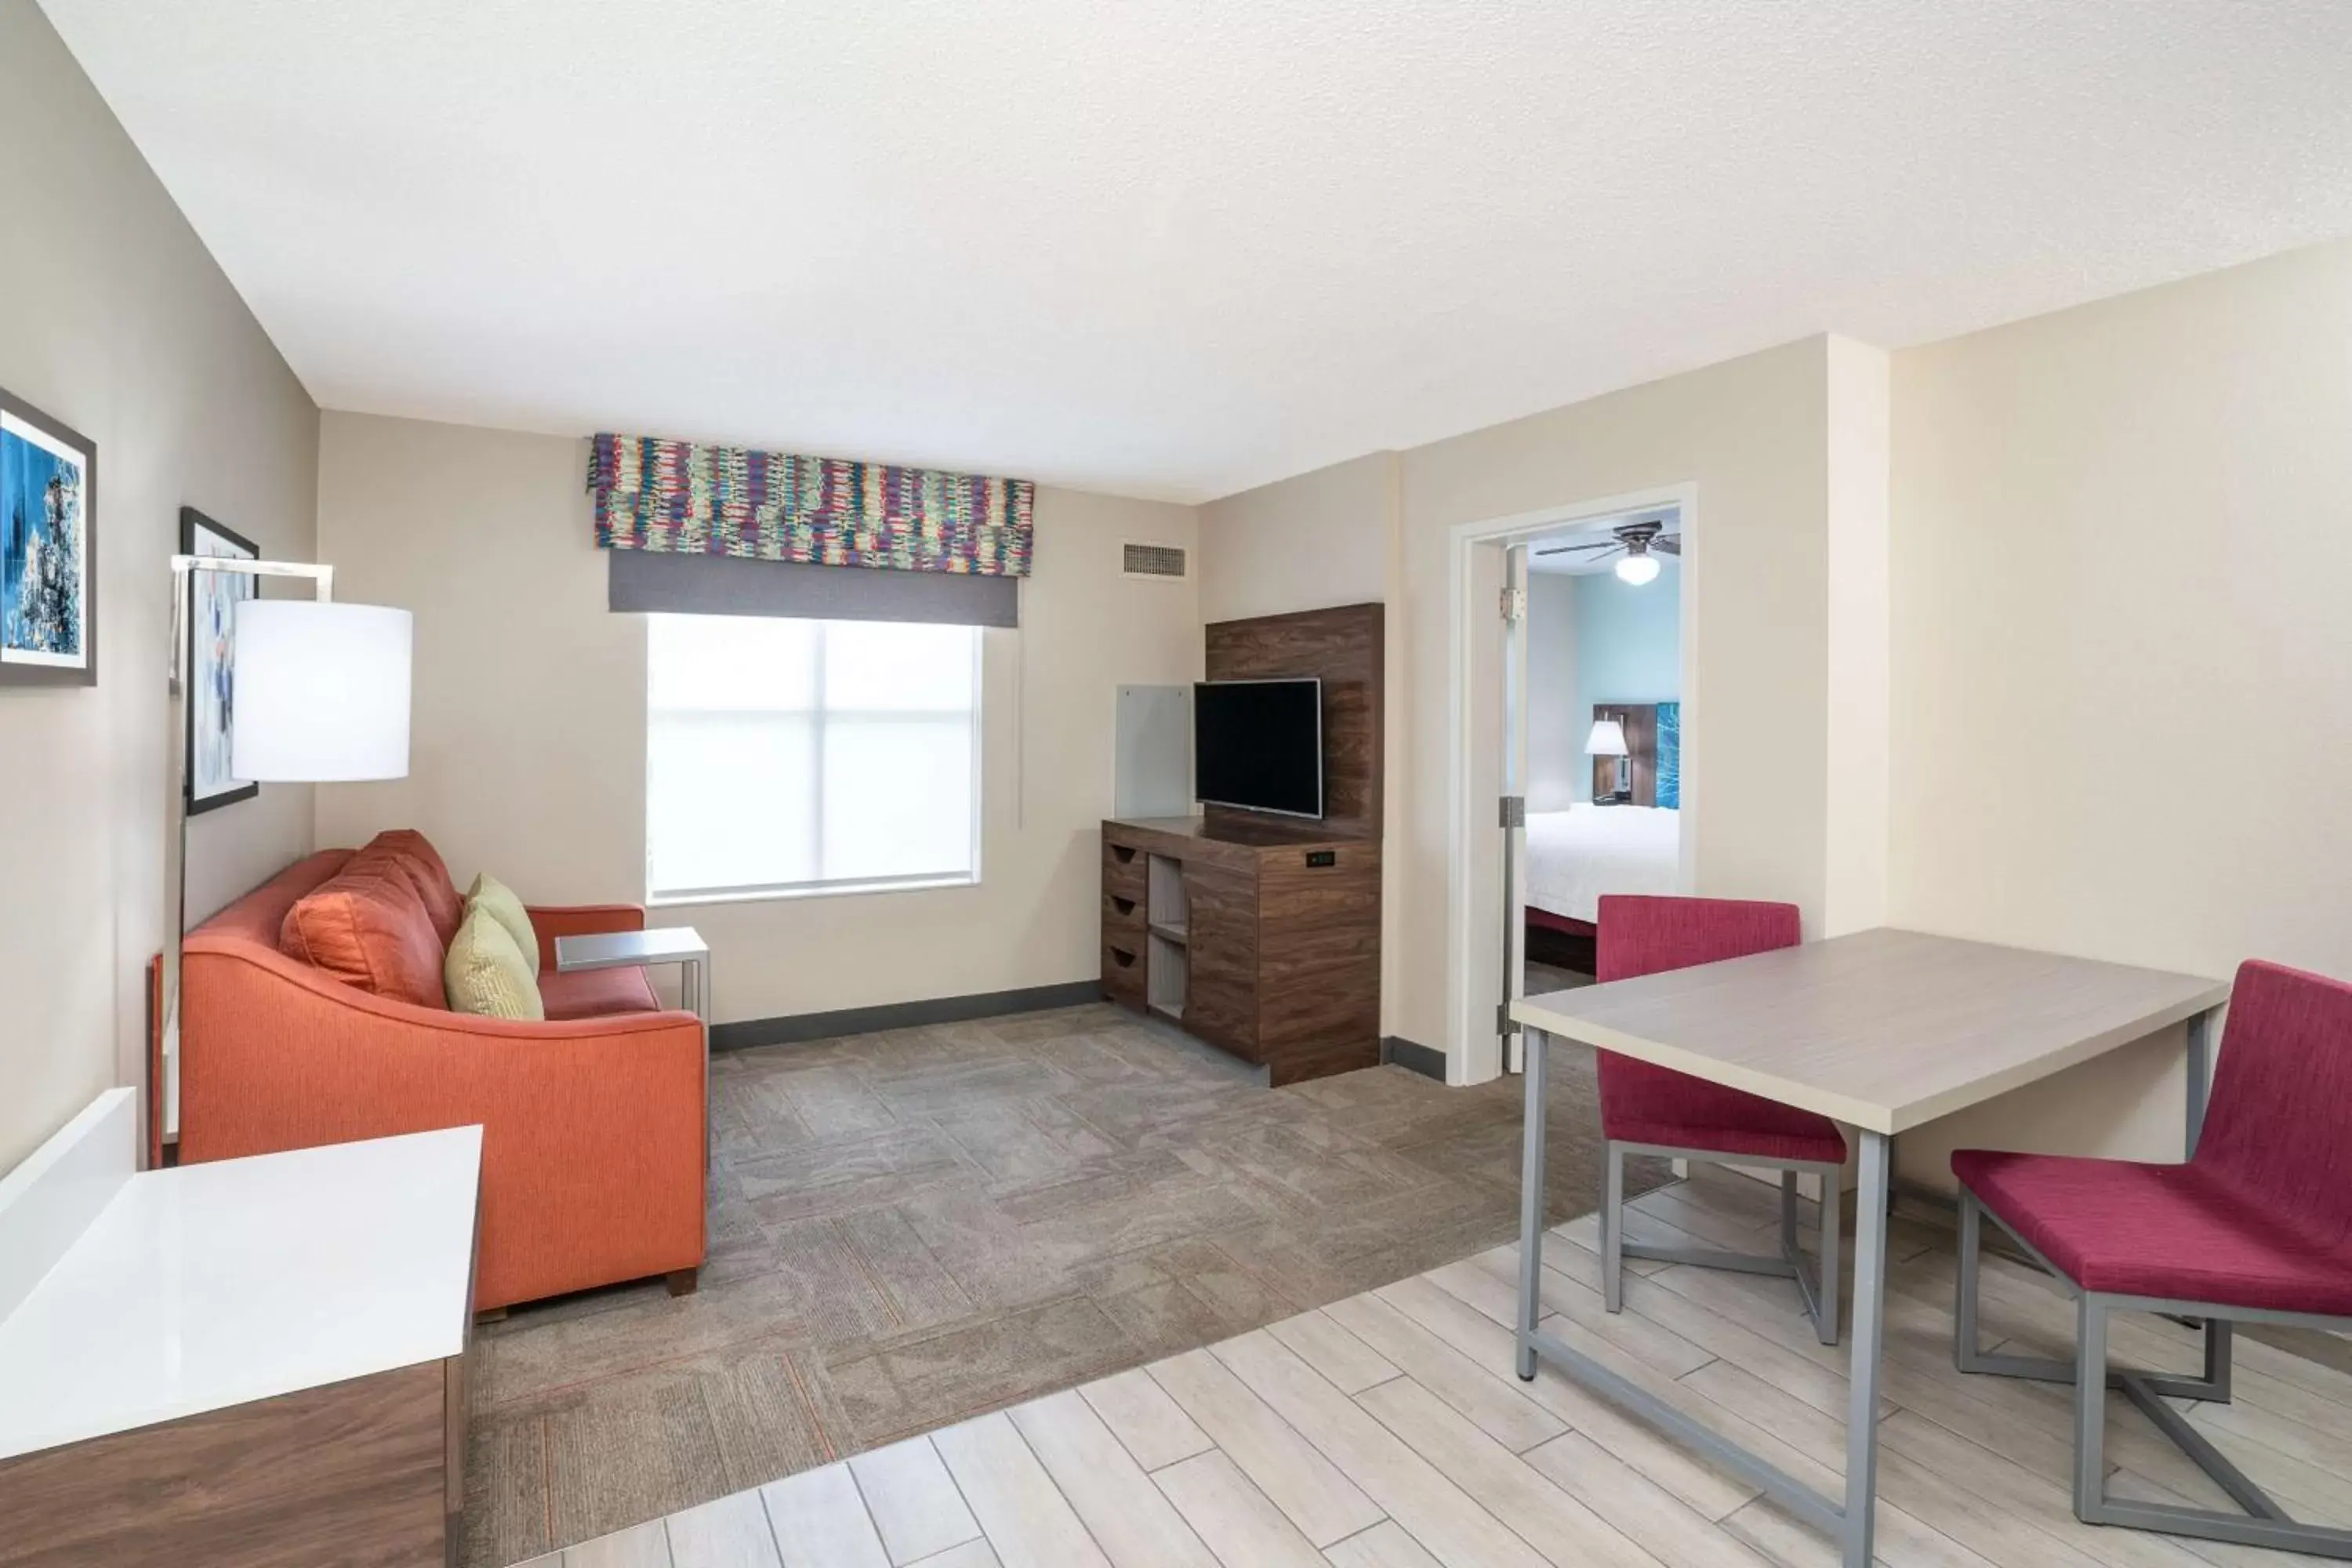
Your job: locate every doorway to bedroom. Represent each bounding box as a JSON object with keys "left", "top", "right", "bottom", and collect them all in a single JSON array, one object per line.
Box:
[{"left": 1519, "top": 506, "right": 1685, "bottom": 995}]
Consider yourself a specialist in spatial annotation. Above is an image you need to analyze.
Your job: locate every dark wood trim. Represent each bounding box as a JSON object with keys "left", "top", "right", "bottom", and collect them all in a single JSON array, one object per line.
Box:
[
  {"left": 710, "top": 980, "right": 1104, "bottom": 1051},
  {"left": 1204, "top": 603, "right": 1383, "bottom": 840},
  {"left": 0, "top": 1362, "right": 451, "bottom": 1567},
  {"left": 1381, "top": 1036, "right": 1447, "bottom": 1082}
]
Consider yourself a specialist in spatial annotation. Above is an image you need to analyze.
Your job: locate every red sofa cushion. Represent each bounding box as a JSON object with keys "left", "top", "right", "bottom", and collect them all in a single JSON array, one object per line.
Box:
[
  {"left": 1595, "top": 895, "right": 1846, "bottom": 1165},
  {"left": 358, "top": 829, "right": 464, "bottom": 946},
  {"left": 281, "top": 858, "right": 447, "bottom": 1009},
  {"left": 539, "top": 965, "right": 661, "bottom": 1021}
]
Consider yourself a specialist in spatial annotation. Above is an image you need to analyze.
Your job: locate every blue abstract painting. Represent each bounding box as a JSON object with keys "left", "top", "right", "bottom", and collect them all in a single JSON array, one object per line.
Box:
[
  {"left": 1655, "top": 700, "right": 1680, "bottom": 809},
  {"left": 2, "top": 409, "right": 89, "bottom": 672}
]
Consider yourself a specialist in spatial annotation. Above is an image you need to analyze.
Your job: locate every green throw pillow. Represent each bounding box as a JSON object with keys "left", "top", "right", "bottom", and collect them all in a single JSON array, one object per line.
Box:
[
  {"left": 445, "top": 903, "right": 544, "bottom": 1020},
  {"left": 466, "top": 872, "right": 539, "bottom": 978}
]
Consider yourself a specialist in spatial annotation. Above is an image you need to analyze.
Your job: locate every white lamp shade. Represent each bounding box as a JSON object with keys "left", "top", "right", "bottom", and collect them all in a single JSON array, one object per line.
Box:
[
  {"left": 230, "top": 600, "right": 412, "bottom": 782},
  {"left": 1584, "top": 718, "right": 1629, "bottom": 757},
  {"left": 1614, "top": 552, "right": 1662, "bottom": 586}
]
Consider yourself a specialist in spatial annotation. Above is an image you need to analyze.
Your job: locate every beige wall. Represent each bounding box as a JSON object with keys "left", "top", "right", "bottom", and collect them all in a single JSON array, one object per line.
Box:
[
  {"left": 1395, "top": 338, "right": 1841, "bottom": 1061},
  {"left": 0, "top": 0, "right": 318, "bottom": 1172},
  {"left": 1888, "top": 236, "right": 2352, "bottom": 1183},
  {"left": 1524, "top": 572, "right": 1580, "bottom": 812},
  {"left": 316, "top": 412, "right": 1201, "bottom": 1025},
  {"left": 1196, "top": 451, "right": 1410, "bottom": 1034},
  {"left": 1823, "top": 337, "right": 1892, "bottom": 935},
  {"left": 1197, "top": 453, "right": 1396, "bottom": 623}
]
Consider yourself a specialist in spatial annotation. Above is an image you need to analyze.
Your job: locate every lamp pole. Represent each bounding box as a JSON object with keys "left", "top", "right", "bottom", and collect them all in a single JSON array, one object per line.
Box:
[{"left": 160, "top": 556, "right": 336, "bottom": 1163}]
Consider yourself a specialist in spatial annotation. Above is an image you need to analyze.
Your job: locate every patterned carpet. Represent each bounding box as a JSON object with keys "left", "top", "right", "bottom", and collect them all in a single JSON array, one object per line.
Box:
[{"left": 463, "top": 1002, "right": 1661, "bottom": 1567}]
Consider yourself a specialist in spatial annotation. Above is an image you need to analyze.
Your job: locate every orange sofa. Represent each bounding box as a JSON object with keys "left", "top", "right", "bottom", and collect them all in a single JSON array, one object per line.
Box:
[{"left": 180, "top": 844, "right": 706, "bottom": 1312}]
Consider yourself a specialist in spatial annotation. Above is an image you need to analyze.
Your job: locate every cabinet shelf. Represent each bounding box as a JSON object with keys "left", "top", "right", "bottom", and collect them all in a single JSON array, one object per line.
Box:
[{"left": 1149, "top": 921, "right": 1188, "bottom": 945}]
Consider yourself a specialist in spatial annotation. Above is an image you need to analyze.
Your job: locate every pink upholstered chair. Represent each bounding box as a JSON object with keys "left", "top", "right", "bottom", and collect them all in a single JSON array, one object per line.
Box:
[
  {"left": 1595, "top": 895, "right": 1849, "bottom": 1343},
  {"left": 1951, "top": 958, "right": 2352, "bottom": 1557}
]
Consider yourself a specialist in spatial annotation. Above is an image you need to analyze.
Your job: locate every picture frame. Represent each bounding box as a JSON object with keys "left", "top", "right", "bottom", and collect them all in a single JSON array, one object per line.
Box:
[
  {"left": 0, "top": 387, "right": 97, "bottom": 687},
  {"left": 182, "top": 506, "right": 260, "bottom": 814}
]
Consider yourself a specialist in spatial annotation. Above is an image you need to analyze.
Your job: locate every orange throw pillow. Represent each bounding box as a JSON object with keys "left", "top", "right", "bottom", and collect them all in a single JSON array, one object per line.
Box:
[
  {"left": 358, "top": 829, "right": 463, "bottom": 946},
  {"left": 281, "top": 858, "right": 448, "bottom": 1008}
]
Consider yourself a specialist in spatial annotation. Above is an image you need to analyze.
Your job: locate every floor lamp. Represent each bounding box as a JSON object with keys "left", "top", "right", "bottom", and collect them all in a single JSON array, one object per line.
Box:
[{"left": 161, "top": 555, "right": 411, "bottom": 1157}]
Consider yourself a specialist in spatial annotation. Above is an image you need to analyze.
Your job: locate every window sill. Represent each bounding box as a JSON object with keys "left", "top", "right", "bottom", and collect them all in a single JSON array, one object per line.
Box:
[{"left": 648, "top": 874, "right": 980, "bottom": 909}]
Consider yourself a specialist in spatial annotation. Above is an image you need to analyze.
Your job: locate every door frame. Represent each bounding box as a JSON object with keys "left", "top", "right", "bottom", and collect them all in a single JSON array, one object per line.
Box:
[{"left": 1444, "top": 481, "right": 1700, "bottom": 1084}]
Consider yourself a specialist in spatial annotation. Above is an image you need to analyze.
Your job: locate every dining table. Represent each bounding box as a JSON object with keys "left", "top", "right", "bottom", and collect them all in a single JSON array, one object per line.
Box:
[{"left": 1512, "top": 926, "right": 2228, "bottom": 1567}]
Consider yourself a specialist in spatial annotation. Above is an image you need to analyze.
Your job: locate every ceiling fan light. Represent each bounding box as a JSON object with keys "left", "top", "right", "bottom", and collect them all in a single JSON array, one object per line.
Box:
[{"left": 1615, "top": 552, "right": 1661, "bottom": 586}]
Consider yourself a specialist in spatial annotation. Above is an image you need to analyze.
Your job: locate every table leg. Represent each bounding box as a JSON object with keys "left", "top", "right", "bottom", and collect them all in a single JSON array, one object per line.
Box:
[
  {"left": 1516, "top": 1027, "right": 1548, "bottom": 1381},
  {"left": 2185, "top": 1007, "right": 2212, "bottom": 1157},
  {"left": 1842, "top": 1129, "right": 1891, "bottom": 1566}
]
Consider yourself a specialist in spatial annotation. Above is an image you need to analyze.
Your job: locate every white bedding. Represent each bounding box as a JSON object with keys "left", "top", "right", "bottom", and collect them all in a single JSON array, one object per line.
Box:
[{"left": 1524, "top": 804, "right": 1681, "bottom": 925}]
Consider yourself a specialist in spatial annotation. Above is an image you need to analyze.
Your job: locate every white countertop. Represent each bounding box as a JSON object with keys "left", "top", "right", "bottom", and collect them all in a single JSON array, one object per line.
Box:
[{"left": 0, "top": 1125, "right": 481, "bottom": 1461}]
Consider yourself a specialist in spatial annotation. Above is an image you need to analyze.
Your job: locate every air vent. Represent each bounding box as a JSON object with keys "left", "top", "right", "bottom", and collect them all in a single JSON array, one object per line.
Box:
[{"left": 1122, "top": 542, "right": 1189, "bottom": 580}]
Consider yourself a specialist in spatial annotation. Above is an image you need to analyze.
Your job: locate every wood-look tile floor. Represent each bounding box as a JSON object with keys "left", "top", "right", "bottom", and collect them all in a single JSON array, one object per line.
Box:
[
  {"left": 524, "top": 1163, "right": 2352, "bottom": 1568},
  {"left": 468, "top": 1004, "right": 1664, "bottom": 1566}
]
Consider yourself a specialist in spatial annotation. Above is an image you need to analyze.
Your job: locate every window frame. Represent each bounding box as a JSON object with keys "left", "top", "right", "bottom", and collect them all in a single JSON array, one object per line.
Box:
[{"left": 644, "top": 615, "right": 985, "bottom": 907}]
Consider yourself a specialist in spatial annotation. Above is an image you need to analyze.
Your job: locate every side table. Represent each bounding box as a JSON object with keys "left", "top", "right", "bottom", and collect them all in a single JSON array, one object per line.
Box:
[{"left": 554, "top": 926, "right": 711, "bottom": 1033}]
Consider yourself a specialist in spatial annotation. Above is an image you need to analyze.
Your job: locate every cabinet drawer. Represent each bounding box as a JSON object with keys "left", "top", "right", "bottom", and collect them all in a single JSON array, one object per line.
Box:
[
  {"left": 1101, "top": 887, "right": 1145, "bottom": 937},
  {"left": 1102, "top": 839, "right": 1145, "bottom": 899},
  {"left": 1101, "top": 938, "right": 1145, "bottom": 1007}
]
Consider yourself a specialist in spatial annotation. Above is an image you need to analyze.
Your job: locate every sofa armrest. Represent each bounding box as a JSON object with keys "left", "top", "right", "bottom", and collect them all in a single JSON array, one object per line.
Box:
[
  {"left": 180, "top": 940, "right": 706, "bottom": 1309},
  {"left": 526, "top": 902, "right": 647, "bottom": 970}
]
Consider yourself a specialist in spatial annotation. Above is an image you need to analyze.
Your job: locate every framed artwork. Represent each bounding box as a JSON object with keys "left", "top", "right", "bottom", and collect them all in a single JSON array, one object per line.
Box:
[
  {"left": 0, "top": 388, "right": 96, "bottom": 686},
  {"left": 182, "top": 506, "right": 260, "bottom": 814}
]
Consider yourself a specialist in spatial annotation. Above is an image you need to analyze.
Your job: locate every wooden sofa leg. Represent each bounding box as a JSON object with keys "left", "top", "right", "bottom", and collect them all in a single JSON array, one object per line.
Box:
[{"left": 665, "top": 1267, "right": 700, "bottom": 1298}]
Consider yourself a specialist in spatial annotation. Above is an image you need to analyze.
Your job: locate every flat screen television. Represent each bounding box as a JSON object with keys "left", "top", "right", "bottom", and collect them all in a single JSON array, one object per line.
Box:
[{"left": 1194, "top": 678, "right": 1323, "bottom": 818}]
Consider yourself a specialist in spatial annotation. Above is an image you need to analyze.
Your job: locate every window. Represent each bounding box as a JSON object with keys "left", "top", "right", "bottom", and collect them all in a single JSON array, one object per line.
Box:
[{"left": 646, "top": 615, "right": 982, "bottom": 901}]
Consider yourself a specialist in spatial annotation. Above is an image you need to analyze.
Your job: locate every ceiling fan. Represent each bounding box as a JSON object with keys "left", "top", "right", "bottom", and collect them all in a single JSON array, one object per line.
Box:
[{"left": 1536, "top": 520, "right": 1679, "bottom": 585}]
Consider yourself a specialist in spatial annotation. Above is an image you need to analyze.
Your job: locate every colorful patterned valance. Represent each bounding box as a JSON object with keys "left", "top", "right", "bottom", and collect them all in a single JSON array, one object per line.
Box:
[{"left": 589, "top": 434, "right": 1034, "bottom": 577}]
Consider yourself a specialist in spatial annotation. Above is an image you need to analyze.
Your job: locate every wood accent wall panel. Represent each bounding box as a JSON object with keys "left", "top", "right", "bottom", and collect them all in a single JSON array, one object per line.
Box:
[
  {"left": 0, "top": 1359, "right": 455, "bottom": 1568},
  {"left": 1203, "top": 603, "right": 1383, "bottom": 840}
]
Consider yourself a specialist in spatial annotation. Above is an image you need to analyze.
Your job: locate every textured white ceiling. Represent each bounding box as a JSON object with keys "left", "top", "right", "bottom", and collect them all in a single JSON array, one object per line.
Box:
[{"left": 40, "top": 0, "right": 2352, "bottom": 501}]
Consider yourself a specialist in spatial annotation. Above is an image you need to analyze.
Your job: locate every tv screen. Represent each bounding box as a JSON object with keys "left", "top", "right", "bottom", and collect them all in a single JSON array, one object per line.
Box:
[{"left": 1194, "top": 679, "right": 1323, "bottom": 818}]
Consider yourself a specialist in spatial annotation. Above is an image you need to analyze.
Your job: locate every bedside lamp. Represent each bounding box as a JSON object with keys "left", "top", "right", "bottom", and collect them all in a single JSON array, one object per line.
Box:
[
  {"left": 1585, "top": 717, "right": 1631, "bottom": 803},
  {"left": 161, "top": 557, "right": 412, "bottom": 1155}
]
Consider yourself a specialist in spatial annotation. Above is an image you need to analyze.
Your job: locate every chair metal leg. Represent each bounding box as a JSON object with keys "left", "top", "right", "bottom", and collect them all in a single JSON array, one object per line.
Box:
[
  {"left": 2074, "top": 1291, "right": 2108, "bottom": 1519},
  {"left": 1602, "top": 1141, "right": 1626, "bottom": 1314},
  {"left": 1954, "top": 1195, "right": 2352, "bottom": 1559},
  {"left": 1817, "top": 1170, "right": 1841, "bottom": 1346},
  {"left": 1612, "top": 1144, "right": 1839, "bottom": 1338}
]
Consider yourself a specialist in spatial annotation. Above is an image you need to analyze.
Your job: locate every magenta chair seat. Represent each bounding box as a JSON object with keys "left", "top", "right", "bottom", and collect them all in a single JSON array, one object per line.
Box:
[
  {"left": 1954, "top": 1149, "right": 2352, "bottom": 1316},
  {"left": 1603, "top": 1058, "right": 1849, "bottom": 1163}
]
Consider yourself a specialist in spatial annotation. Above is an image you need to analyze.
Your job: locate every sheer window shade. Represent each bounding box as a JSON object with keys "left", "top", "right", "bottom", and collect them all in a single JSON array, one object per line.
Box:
[{"left": 646, "top": 615, "right": 982, "bottom": 902}]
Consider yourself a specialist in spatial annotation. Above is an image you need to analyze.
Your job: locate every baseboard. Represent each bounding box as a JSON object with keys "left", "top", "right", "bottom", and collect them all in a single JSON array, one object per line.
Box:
[
  {"left": 1381, "top": 1035, "right": 1447, "bottom": 1082},
  {"left": 710, "top": 981, "right": 1105, "bottom": 1051}
]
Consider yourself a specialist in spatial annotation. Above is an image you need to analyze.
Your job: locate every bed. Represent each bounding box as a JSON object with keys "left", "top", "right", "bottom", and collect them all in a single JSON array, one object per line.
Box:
[
  {"left": 1524, "top": 697, "right": 1682, "bottom": 972},
  {"left": 1525, "top": 803, "right": 1682, "bottom": 927}
]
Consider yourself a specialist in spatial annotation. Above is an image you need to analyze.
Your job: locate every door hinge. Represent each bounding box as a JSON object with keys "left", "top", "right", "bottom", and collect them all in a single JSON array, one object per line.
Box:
[
  {"left": 1500, "top": 586, "right": 1526, "bottom": 624},
  {"left": 1499, "top": 795, "right": 1525, "bottom": 829},
  {"left": 1497, "top": 1001, "right": 1520, "bottom": 1036}
]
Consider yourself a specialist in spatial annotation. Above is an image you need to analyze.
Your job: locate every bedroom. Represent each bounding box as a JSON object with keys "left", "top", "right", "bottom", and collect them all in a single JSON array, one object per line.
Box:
[{"left": 1520, "top": 508, "right": 1684, "bottom": 992}]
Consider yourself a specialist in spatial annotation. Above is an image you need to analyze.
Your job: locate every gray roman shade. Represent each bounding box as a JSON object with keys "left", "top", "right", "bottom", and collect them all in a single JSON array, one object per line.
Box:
[{"left": 608, "top": 550, "right": 1019, "bottom": 628}]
